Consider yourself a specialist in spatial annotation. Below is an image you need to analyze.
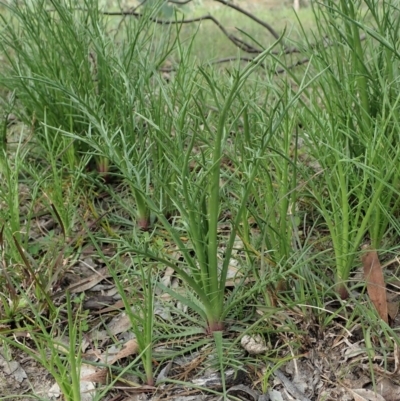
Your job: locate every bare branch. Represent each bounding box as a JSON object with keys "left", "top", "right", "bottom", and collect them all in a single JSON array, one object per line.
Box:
[
  {"left": 133, "top": 0, "right": 150, "bottom": 12},
  {"left": 56, "top": 3, "right": 366, "bottom": 75},
  {"left": 160, "top": 56, "right": 310, "bottom": 75},
  {"left": 229, "top": 35, "right": 263, "bottom": 54},
  {"left": 166, "top": 0, "right": 286, "bottom": 52},
  {"left": 275, "top": 57, "right": 309, "bottom": 74},
  {"left": 115, "top": 0, "right": 149, "bottom": 36},
  {"left": 211, "top": 56, "right": 268, "bottom": 68},
  {"left": 213, "top": 0, "right": 281, "bottom": 41},
  {"left": 167, "top": 0, "right": 194, "bottom": 4},
  {"left": 102, "top": 10, "right": 262, "bottom": 53},
  {"left": 211, "top": 56, "right": 310, "bottom": 74}
]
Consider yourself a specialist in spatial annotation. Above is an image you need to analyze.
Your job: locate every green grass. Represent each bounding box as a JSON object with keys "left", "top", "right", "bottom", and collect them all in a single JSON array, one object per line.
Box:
[{"left": 1, "top": 0, "right": 400, "bottom": 399}]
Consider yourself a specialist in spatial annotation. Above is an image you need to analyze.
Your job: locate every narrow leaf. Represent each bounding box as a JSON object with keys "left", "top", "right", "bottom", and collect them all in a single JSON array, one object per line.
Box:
[{"left": 51, "top": 203, "right": 66, "bottom": 239}]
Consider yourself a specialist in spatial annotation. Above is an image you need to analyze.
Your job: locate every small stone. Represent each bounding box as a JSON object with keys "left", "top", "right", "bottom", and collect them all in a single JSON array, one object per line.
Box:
[{"left": 241, "top": 334, "right": 268, "bottom": 355}]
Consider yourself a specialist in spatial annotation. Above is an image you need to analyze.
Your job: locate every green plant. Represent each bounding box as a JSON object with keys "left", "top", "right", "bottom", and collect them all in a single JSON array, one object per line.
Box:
[
  {"left": 126, "top": 37, "right": 318, "bottom": 334},
  {"left": 109, "top": 251, "right": 156, "bottom": 386},
  {"left": 237, "top": 87, "right": 302, "bottom": 295},
  {"left": 37, "top": 117, "right": 90, "bottom": 239},
  {"left": 0, "top": 147, "right": 22, "bottom": 244},
  {"left": 30, "top": 8, "right": 181, "bottom": 230},
  {"left": 2, "top": 0, "right": 399, "bottom": 398},
  {"left": 0, "top": 293, "right": 87, "bottom": 401},
  {"left": 0, "top": 0, "right": 175, "bottom": 182},
  {"left": 299, "top": 0, "right": 400, "bottom": 298},
  {"left": 0, "top": 0, "right": 94, "bottom": 168}
]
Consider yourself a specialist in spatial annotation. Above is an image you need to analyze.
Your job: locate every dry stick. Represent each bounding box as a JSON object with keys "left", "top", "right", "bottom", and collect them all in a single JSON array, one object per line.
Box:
[
  {"left": 213, "top": 0, "right": 281, "bottom": 41},
  {"left": 102, "top": 5, "right": 336, "bottom": 63},
  {"left": 68, "top": 5, "right": 365, "bottom": 74},
  {"left": 168, "top": 0, "right": 302, "bottom": 55},
  {"left": 167, "top": 0, "right": 193, "bottom": 4},
  {"left": 229, "top": 34, "right": 264, "bottom": 54},
  {"left": 169, "top": 0, "right": 366, "bottom": 56},
  {"left": 208, "top": 56, "right": 269, "bottom": 69},
  {"left": 164, "top": 0, "right": 279, "bottom": 41},
  {"left": 161, "top": 56, "right": 310, "bottom": 74},
  {"left": 108, "top": 7, "right": 365, "bottom": 58},
  {"left": 275, "top": 57, "right": 310, "bottom": 73},
  {"left": 159, "top": 54, "right": 305, "bottom": 74},
  {"left": 102, "top": 10, "right": 262, "bottom": 53},
  {"left": 205, "top": 32, "right": 366, "bottom": 70},
  {"left": 167, "top": 0, "right": 297, "bottom": 55},
  {"left": 115, "top": 0, "right": 150, "bottom": 36}
]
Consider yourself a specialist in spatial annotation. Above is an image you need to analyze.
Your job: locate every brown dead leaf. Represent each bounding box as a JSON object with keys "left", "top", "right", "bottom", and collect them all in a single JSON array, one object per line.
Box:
[
  {"left": 349, "top": 388, "right": 385, "bottom": 401},
  {"left": 361, "top": 248, "right": 388, "bottom": 323},
  {"left": 90, "top": 312, "right": 133, "bottom": 341},
  {"left": 80, "top": 367, "right": 109, "bottom": 384},
  {"left": 386, "top": 290, "right": 399, "bottom": 321},
  {"left": 109, "top": 339, "right": 139, "bottom": 365},
  {"left": 93, "top": 300, "right": 125, "bottom": 314},
  {"left": 68, "top": 267, "right": 110, "bottom": 294},
  {"left": 387, "top": 302, "right": 399, "bottom": 321},
  {"left": 81, "top": 340, "right": 138, "bottom": 384},
  {"left": 377, "top": 378, "right": 400, "bottom": 401}
]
